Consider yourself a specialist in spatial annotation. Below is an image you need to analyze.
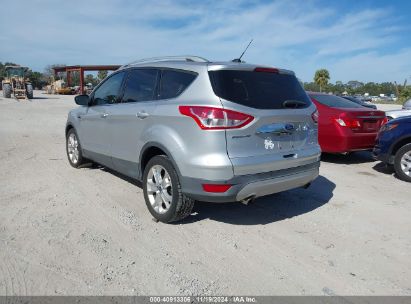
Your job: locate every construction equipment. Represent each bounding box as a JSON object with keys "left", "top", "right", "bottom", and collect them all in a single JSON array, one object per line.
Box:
[
  {"left": 45, "top": 77, "right": 73, "bottom": 95},
  {"left": 1, "top": 65, "right": 33, "bottom": 99}
]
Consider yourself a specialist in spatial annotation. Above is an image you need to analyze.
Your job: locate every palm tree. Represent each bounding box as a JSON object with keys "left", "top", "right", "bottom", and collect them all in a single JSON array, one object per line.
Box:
[{"left": 314, "top": 69, "right": 330, "bottom": 92}]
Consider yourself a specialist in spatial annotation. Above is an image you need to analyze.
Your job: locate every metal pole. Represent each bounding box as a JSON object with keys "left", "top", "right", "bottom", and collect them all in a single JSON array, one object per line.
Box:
[
  {"left": 67, "top": 70, "right": 71, "bottom": 87},
  {"left": 80, "top": 68, "right": 84, "bottom": 94}
]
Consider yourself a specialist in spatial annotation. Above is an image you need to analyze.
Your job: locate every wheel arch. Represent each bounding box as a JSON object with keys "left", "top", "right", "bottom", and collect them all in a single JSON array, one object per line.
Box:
[
  {"left": 65, "top": 123, "right": 75, "bottom": 136},
  {"left": 390, "top": 136, "right": 411, "bottom": 156},
  {"left": 139, "top": 142, "right": 182, "bottom": 181}
]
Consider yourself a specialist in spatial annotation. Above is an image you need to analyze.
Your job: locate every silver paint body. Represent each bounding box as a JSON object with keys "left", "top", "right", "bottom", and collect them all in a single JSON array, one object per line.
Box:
[
  {"left": 386, "top": 109, "right": 411, "bottom": 120},
  {"left": 66, "top": 59, "right": 321, "bottom": 202}
]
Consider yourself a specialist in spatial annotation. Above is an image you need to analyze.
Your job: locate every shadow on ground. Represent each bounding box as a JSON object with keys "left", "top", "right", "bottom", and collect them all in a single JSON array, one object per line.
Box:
[
  {"left": 184, "top": 175, "right": 335, "bottom": 225},
  {"left": 371, "top": 162, "right": 407, "bottom": 183},
  {"left": 83, "top": 164, "right": 142, "bottom": 187},
  {"left": 83, "top": 164, "right": 335, "bottom": 225},
  {"left": 321, "top": 151, "right": 375, "bottom": 164},
  {"left": 372, "top": 162, "right": 394, "bottom": 175},
  {"left": 32, "top": 96, "right": 60, "bottom": 100}
]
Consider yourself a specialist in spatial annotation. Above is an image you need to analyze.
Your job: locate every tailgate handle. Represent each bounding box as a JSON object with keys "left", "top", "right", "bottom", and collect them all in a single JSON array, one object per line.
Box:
[
  {"left": 283, "top": 153, "right": 296, "bottom": 159},
  {"left": 257, "top": 123, "right": 295, "bottom": 135}
]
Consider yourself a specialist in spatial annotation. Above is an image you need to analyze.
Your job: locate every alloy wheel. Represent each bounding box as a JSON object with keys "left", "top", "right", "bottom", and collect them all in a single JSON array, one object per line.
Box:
[
  {"left": 400, "top": 151, "right": 411, "bottom": 176},
  {"left": 67, "top": 133, "right": 79, "bottom": 164},
  {"left": 146, "top": 165, "right": 173, "bottom": 214}
]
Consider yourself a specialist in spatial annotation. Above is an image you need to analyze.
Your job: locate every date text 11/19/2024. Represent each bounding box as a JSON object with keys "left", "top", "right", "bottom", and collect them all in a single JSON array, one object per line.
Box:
[{"left": 149, "top": 296, "right": 257, "bottom": 303}]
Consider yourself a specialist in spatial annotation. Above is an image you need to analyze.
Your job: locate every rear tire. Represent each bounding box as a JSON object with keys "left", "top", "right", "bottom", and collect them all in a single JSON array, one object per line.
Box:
[
  {"left": 143, "top": 155, "right": 195, "bottom": 223},
  {"left": 66, "top": 128, "right": 85, "bottom": 168},
  {"left": 26, "top": 84, "right": 33, "bottom": 99},
  {"left": 3, "top": 83, "right": 11, "bottom": 98},
  {"left": 394, "top": 143, "right": 411, "bottom": 182}
]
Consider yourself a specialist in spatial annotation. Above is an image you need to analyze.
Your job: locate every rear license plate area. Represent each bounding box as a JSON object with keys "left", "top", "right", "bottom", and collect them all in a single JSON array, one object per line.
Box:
[
  {"left": 363, "top": 119, "right": 378, "bottom": 131},
  {"left": 263, "top": 134, "right": 293, "bottom": 151}
]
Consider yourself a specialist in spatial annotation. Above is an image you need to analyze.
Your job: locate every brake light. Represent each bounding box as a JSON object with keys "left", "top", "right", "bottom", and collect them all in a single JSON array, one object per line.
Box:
[
  {"left": 254, "top": 67, "right": 279, "bottom": 73},
  {"left": 381, "top": 117, "right": 388, "bottom": 125},
  {"left": 311, "top": 110, "right": 319, "bottom": 124},
  {"left": 335, "top": 118, "right": 361, "bottom": 128},
  {"left": 179, "top": 106, "right": 254, "bottom": 130},
  {"left": 202, "top": 184, "right": 232, "bottom": 193}
]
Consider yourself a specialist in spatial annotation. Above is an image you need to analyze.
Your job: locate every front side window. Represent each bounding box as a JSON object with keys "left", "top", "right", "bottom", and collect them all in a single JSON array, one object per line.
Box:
[
  {"left": 158, "top": 70, "right": 197, "bottom": 100},
  {"left": 93, "top": 72, "right": 125, "bottom": 105},
  {"left": 122, "top": 69, "right": 159, "bottom": 103}
]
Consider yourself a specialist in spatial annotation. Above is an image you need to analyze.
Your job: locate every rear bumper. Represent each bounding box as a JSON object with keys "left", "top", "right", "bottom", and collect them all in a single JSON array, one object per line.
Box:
[
  {"left": 322, "top": 132, "right": 378, "bottom": 153},
  {"left": 181, "top": 161, "right": 320, "bottom": 203}
]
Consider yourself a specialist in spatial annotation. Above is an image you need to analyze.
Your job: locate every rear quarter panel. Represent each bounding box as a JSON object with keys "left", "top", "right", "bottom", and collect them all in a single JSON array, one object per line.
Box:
[{"left": 145, "top": 69, "right": 234, "bottom": 180}]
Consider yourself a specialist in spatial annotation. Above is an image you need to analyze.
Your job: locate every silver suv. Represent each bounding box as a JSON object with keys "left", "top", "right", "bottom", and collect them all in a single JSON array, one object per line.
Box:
[{"left": 66, "top": 56, "right": 321, "bottom": 223}]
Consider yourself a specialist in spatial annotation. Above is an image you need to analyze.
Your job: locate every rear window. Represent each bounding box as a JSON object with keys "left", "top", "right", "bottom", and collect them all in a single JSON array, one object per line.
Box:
[
  {"left": 158, "top": 70, "right": 197, "bottom": 100},
  {"left": 122, "top": 69, "right": 159, "bottom": 103},
  {"left": 343, "top": 96, "right": 360, "bottom": 103},
  {"left": 311, "top": 94, "right": 363, "bottom": 108},
  {"left": 208, "top": 70, "right": 311, "bottom": 109}
]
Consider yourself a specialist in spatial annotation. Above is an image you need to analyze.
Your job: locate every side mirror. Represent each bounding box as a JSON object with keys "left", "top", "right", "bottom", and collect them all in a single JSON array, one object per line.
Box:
[{"left": 75, "top": 94, "right": 90, "bottom": 106}]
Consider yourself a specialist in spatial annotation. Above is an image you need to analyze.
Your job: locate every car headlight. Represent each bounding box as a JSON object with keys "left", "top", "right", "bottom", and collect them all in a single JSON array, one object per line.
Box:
[{"left": 380, "top": 123, "right": 398, "bottom": 132}]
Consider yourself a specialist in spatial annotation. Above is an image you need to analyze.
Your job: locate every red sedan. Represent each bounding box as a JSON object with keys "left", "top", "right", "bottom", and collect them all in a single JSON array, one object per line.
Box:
[{"left": 308, "top": 92, "right": 387, "bottom": 153}]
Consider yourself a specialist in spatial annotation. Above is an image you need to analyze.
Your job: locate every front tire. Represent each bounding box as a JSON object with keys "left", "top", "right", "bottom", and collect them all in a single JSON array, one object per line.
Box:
[
  {"left": 143, "top": 155, "right": 195, "bottom": 223},
  {"left": 3, "top": 83, "right": 11, "bottom": 98},
  {"left": 66, "top": 128, "right": 85, "bottom": 168},
  {"left": 26, "top": 84, "right": 34, "bottom": 99},
  {"left": 394, "top": 143, "right": 411, "bottom": 182}
]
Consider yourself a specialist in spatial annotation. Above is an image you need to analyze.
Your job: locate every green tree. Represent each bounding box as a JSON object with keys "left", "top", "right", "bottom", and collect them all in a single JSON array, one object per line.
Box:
[
  {"left": 98, "top": 70, "right": 108, "bottom": 81},
  {"left": 84, "top": 74, "right": 99, "bottom": 86},
  {"left": 314, "top": 69, "right": 330, "bottom": 92},
  {"left": 27, "top": 71, "right": 47, "bottom": 89},
  {"left": 334, "top": 81, "right": 345, "bottom": 95},
  {"left": 303, "top": 82, "right": 320, "bottom": 92},
  {"left": 399, "top": 86, "right": 411, "bottom": 102}
]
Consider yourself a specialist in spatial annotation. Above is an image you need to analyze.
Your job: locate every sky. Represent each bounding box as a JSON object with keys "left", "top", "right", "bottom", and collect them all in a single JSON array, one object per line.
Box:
[{"left": 0, "top": 0, "right": 410, "bottom": 83}]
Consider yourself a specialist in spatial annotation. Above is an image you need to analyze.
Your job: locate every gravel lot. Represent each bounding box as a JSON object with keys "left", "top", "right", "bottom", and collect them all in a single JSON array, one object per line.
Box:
[{"left": 0, "top": 91, "right": 410, "bottom": 296}]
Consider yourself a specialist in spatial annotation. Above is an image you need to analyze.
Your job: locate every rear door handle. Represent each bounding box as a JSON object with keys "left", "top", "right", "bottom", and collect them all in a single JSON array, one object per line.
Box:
[
  {"left": 137, "top": 111, "right": 149, "bottom": 119},
  {"left": 101, "top": 113, "right": 108, "bottom": 118}
]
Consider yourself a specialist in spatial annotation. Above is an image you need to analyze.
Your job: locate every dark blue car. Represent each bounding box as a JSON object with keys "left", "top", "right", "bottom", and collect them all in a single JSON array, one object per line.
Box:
[{"left": 373, "top": 116, "right": 411, "bottom": 182}]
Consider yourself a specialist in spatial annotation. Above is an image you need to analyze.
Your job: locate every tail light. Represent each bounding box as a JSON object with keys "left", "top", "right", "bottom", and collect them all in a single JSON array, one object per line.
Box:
[
  {"left": 179, "top": 106, "right": 254, "bottom": 130},
  {"left": 311, "top": 110, "right": 319, "bottom": 124},
  {"left": 381, "top": 117, "right": 388, "bottom": 125},
  {"left": 202, "top": 184, "right": 232, "bottom": 193},
  {"left": 335, "top": 117, "right": 361, "bottom": 129},
  {"left": 254, "top": 67, "right": 279, "bottom": 73}
]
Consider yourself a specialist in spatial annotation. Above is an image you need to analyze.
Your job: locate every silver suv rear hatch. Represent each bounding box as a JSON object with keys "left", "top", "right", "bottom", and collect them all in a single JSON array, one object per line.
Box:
[{"left": 208, "top": 66, "right": 319, "bottom": 175}]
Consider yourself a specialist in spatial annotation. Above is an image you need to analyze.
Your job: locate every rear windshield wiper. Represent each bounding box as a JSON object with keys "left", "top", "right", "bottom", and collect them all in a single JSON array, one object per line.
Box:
[{"left": 282, "top": 100, "right": 307, "bottom": 109}]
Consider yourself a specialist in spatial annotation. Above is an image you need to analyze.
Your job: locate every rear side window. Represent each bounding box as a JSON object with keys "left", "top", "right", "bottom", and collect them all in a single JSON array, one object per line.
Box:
[
  {"left": 208, "top": 70, "right": 311, "bottom": 109},
  {"left": 311, "top": 94, "right": 363, "bottom": 108},
  {"left": 158, "top": 70, "right": 197, "bottom": 100},
  {"left": 122, "top": 69, "right": 159, "bottom": 103}
]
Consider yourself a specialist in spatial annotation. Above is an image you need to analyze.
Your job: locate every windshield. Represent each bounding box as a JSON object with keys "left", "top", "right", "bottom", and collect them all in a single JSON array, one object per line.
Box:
[
  {"left": 310, "top": 94, "right": 363, "bottom": 108},
  {"left": 209, "top": 70, "right": 311, "bottom": 109},
  {"left": 7, "top": 68, "right": 25, "bottom": 77}
]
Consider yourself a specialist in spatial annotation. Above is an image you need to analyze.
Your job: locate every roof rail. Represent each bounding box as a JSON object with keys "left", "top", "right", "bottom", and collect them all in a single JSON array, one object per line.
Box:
[{"left": 120, "top": 55, "right": 209, "bottom": 68}]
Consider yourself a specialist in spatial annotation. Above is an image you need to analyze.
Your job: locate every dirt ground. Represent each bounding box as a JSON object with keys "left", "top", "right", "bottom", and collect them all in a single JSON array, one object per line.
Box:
[{"left": 0, "top": 91, "right": 410, "bottom": 296}]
